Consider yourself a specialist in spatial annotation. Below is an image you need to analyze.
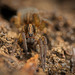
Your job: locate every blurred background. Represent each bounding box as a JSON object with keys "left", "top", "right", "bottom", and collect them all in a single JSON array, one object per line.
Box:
[{"left": 0, "top": 0, "right": 75, "bottom": 20}]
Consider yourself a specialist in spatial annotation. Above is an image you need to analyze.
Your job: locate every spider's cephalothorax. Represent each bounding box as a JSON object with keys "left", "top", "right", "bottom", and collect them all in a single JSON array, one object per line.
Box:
[
  {"left": 25, "top": 24, "right": 35, "bottom": 44},
  {"left": 10, "top": 8, "right": 48, "bottom": 71}
]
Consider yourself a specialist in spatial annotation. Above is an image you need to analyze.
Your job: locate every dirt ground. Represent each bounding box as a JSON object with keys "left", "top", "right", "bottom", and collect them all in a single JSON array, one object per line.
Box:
[{"left": 0, "top": 0, "right": 75, "bottom": 75}]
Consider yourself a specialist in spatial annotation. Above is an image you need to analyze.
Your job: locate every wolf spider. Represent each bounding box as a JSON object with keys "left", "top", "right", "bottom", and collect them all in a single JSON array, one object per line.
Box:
[{"left": 10, "top": 8, "right": 48, "bottom": 71}]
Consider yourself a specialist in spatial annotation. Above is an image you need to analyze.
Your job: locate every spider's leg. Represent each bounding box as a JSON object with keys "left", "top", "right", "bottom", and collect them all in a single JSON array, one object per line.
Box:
[
  {"left": 33, "top": 13, "right": 40, "bottom": 27},
  {"left": 39, "top": 38, "right": 44, "bottom": 70},
  {"left": 10, "top": 12, "right": 21, "bottom": 28},
  {"left": 42, "top": 36, "right": 47, "bottom": 70},
  {"left": 22, "top": 32, "right": 28, "bottom": 54}
]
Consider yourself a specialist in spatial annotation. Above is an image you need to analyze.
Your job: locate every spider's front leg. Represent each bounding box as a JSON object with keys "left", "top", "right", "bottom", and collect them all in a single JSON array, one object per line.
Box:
[
  {"left": 22, "top": 32, "right": 28, "bottom": 53},
  {"left": 18, "top": 32, "right": 28, "bottom": 55},
  {"left": 39, "top": 36, "right": 48, "bottom": 71}
]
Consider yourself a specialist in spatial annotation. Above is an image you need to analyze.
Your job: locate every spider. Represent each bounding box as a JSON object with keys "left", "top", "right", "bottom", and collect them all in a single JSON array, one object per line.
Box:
[{"left": 10, "top": 8, "right": 48, "bottom": 71}]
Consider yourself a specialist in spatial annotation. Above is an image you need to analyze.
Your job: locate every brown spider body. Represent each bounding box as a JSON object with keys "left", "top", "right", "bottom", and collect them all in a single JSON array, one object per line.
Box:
[{"left": 10, "top": 8, "right": 48, "bottom": 71}]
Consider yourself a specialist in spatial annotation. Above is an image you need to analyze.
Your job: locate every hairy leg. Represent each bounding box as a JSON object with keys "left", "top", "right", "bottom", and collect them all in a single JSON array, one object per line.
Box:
[
  {"left": 39, "top": 38, "right": 44, "bottom": 70},
  {"left": 42, "top": 36, "right": 47, "bottom": 69},
  {"left": 39, "top": 36, "right": 47, "bottom": 71},
  {"left": 22, "top": 32, "right": 28, "bottom": 54}
]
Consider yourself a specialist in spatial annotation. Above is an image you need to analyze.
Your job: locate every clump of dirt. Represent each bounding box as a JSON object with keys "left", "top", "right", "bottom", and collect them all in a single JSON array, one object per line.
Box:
[{"left": 0, "top": 20, "right": 23, "bottom": 59}]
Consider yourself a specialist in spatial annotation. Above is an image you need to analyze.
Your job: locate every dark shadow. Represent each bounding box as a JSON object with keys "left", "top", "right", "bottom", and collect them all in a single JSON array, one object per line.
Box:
[{"left": 1, "top": 5, "right": 16, "bottom": 21}]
